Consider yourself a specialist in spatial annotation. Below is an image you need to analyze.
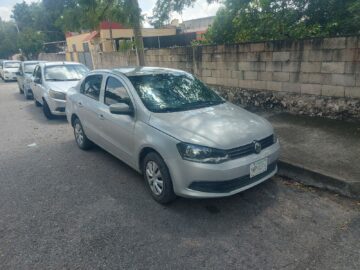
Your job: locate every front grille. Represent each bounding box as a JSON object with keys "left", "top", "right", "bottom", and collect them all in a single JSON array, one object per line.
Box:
[
  {"left": 227, "top": 135, "right": 274, "bottom": 159},
  {"left": 188, "top": 162, "right": 277, "bottom": 193}
]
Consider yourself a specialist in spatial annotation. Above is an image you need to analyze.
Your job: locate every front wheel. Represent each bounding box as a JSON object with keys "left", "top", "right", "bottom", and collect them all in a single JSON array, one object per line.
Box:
[
  {"left": 42, "top": 100, "right": 54, "bottom": 119},
  {"left": 142, "top": 152, "right": 176, "bottom": 204},
  {"left": 73, "top": 118, "right": 93, "bottom": 150},
  {"left": 34, "top": 97, "right": 41, "bottom": 107}
]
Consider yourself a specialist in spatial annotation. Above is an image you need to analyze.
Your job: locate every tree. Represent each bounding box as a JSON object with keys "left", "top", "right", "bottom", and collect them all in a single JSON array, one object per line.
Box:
[
  {"left": 58, "top": 0, "right": 145, "bottom": 65},
  {"left": 17, "top": 30, "right": 45, "bottom": 59},
  {"left": 150, "top": 0, "right": 216, "bottom": 27},
  {"left": 0, "top": 19, "right": 19, "bottom": 59},
  {"left": 207, "top": 0, "right": 360, "bottom": 43}
]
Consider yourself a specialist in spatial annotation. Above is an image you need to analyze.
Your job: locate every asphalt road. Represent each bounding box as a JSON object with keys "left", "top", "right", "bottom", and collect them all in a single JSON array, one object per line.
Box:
[{"left": 0, "top": 81, "right": 359, "bottom": 270}]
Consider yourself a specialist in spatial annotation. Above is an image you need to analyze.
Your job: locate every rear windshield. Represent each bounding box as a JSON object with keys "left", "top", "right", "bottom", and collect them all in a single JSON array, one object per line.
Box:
[
  {"left": 4, "top": 62, "right": 20, "bottom": 68},
  {"left": 44, "top": 65, "right": 89, "bottom": 81},
  {"left": 24, "top": 63, "right": 38, "bottom": 74}
]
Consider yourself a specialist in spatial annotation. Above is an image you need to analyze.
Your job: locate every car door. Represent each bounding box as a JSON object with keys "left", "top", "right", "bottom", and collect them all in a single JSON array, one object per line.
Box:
[
  {"left": 32, "top": 66, "right": 42, "bottom": 102},
  {"left": 97, "top": 75, "right": 136, "bottom": 166},
  {"left": 76, "top": 74, "right": 104, "bottom": 144}
]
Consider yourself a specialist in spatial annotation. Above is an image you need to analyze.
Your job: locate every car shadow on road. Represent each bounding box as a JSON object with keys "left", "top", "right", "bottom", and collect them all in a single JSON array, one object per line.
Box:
[{"left": 75, "top": 141, "right": 280, "bottom": 234}]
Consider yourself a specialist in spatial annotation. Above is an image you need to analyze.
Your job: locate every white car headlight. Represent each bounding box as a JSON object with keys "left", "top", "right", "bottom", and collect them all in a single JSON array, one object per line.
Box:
[
  {"left": 49, "top": 89, "right": 66, "bottom": 100},
  {"left": 177, "top": 143, "right": 230, "bottom": 164}
]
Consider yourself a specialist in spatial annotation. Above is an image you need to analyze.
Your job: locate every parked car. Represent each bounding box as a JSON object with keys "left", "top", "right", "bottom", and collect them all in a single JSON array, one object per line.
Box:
[
  {"left": 31, "top": 62, "right": 89, "bottom": 119},
  {"left": 0, "top": 59, "right": 6, "bottom": 79},
  {"left": 17, "top": 61, "right": 46, "bottom": 99},
  {"left": 1, "top": 60, "right": 21, "bottom": 82},
  {"left": 66, "top": 67, "right": 280, "bottom": 204}
]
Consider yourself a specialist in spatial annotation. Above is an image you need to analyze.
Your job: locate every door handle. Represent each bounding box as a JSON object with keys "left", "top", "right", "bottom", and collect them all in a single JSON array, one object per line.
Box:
[
  {"left": 77, "top": 102, "right": 83, "bottom": 107},
  {"left": 98, "top": 114, "right": 105, "bottom": 120}
]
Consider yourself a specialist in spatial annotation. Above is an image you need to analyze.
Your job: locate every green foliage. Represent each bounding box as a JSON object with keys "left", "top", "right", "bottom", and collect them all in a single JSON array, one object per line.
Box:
[
  {"left": 0, "top": 19, "right": 19, "bottom": 58},
  {"left": 57, "top": 0, "right": 135, "bottom": 32},
  {"left": 205, "top": 0, "right": 360, "bottom": 44},
  {"left": 17, "top": 30, "right": 45, "bottom": 59}
]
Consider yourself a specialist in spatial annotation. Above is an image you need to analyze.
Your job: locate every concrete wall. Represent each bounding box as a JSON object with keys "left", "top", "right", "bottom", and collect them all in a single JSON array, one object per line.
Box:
[
  {"left": 38, "top": 53, "right": 66, "bottom": 62},
  {"left": 64, "top": 36, "right": 360, "bottom": 119}
]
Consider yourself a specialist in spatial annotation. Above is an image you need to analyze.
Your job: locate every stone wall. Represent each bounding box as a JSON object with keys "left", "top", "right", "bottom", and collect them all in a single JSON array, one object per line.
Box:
[{"left": 70, "top": 36, "right": 360, "bottom": 119}]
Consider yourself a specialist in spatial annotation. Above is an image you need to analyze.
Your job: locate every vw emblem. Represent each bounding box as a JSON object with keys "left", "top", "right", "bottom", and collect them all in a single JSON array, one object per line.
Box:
[{"left": 254, "top": 141, "right": 262, "bottom": 154}]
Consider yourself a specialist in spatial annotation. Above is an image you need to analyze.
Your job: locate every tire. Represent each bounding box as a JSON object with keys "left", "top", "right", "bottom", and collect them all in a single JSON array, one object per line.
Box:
[
  {"left": 42, "top": 100, "right": 54, "bottom": 119},
  {"left": 142, "top": 152, "right": 176, "bottom": 204},
  {"left": 73, "top": 118, "right": 93, "bottom": 150},
  {"left": 34, "top": 99, "right": 42, "bottom": 107},
  {"left": 25, "top": 91, "right": 32, "bottom": 100}
]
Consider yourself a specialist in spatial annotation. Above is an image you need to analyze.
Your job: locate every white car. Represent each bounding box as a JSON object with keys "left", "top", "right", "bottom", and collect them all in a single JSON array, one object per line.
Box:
[
  {"left": 1, "top": 60, "right": 21, "bottom": 82},
  {"left": 31, "top": 62, "right": 89, "bottom": 119},
  {"left": 17, "top": 61, "right": 46, "bottom": 99}
]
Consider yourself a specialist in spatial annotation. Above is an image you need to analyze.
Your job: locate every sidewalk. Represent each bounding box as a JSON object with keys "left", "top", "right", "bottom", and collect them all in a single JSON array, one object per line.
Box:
[{"left": 259, "top": 111, "right": 360, "bottom": 199}]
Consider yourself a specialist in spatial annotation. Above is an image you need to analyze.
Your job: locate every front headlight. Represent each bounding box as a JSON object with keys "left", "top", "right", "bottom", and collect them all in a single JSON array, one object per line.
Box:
[
  {"left": 49, "top": 89, "right": 66, "bottom": 100},
  {"left": 177, "top": 143, "right": 229, "bottom": 164}
]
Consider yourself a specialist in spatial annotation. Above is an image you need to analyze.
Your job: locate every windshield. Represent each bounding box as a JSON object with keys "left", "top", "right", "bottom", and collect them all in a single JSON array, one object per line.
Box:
[
  {"left": 44, "top": 65, "right": 89, "bottom": 81},
  {"left": 24, "top": 64, "right": 38, "bottom": 74},
  {"left": 4, "top": 62, "right": 20, "bottom": 68},
  {"left": 128, "top": 73, "right": 224, "bottom": 113}
]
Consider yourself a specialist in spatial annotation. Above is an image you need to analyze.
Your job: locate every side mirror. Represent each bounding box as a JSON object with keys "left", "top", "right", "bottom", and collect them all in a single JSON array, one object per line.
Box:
[
  {"left": 34, "top": 78, "right": 41, "bottom": 84},
  {"left": 109, "top": 103, "right": 134, "bottom": 116}
]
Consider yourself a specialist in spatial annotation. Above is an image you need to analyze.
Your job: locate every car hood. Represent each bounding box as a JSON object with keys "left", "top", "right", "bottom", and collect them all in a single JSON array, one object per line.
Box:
[
  {"left": 149, "top": 102, "right": 274, "bottom": 149},
  {"left": 46, "top": 81, "right": 80, "bottom": 93}
]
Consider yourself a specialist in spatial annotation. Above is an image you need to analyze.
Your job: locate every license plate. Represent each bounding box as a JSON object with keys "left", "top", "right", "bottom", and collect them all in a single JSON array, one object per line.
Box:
[{"left": 250, "top": 158, "right": 268, "bottom": 178}]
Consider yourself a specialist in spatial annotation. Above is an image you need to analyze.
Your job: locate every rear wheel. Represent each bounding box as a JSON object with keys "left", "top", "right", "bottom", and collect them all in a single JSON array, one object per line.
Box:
[
  {"left": 42, "top": 100, "right": 54, "bottom": 119},
  {"left": 142, "top": 152, "right": 176, "bottom": 204},
  {"left": 73, "top": 118, "right": 93, "bottom": 150}
]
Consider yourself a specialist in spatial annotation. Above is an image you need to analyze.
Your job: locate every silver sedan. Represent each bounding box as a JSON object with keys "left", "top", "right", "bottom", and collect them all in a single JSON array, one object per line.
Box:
[{"left": 66, "top": 67, "right": 280, "bottom": 203}]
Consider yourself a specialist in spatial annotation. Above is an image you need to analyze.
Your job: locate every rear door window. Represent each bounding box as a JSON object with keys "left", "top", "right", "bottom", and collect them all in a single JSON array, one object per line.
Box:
[{"left": 81, "top": 75, "right": 103, "bottom": 101}]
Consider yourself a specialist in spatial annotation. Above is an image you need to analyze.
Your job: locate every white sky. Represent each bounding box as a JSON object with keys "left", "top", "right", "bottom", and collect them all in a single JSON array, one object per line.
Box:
[{"left": 0, "top": 0, "right": 221, "bottom": 26}]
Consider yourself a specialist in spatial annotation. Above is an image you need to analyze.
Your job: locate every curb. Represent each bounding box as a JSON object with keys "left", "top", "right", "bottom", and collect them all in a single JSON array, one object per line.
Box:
[{"left": 277, "top": 160, "right": 360, "bottom": 199}]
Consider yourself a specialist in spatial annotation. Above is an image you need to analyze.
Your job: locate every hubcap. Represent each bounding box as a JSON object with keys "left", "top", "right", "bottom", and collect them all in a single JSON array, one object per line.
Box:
[
  {"left": 145, "top": 161, "right": 163, "bottom": 196},
  {"left": 74, "top": 123, "right": 84, "bottom": 146}
]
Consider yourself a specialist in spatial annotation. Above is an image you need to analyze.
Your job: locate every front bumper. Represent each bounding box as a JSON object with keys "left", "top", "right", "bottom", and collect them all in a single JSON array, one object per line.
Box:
[
  {"left": 4, "top": 74, "right": 17, "bottom": 80},
  {"left": 47, "top": 97, "right": 66, "bottom": 116},
  {"left": 167, "top": 141, "right": 280, "bottom": 198}
]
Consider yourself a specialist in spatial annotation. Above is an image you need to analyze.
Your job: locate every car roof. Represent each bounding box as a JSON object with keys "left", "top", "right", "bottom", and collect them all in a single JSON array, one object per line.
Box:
[
  {"left": 111, "top": 66, "right": 187, "bottom": 77},
  {"left": 3, "top": 60, "right": 21, "bottom": 63},
  {"left": 39, "top": 61, "right": 85, "bottom": 67},
  {"left": 23, "top": 60, "right": 46, "bottom": 65}
]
